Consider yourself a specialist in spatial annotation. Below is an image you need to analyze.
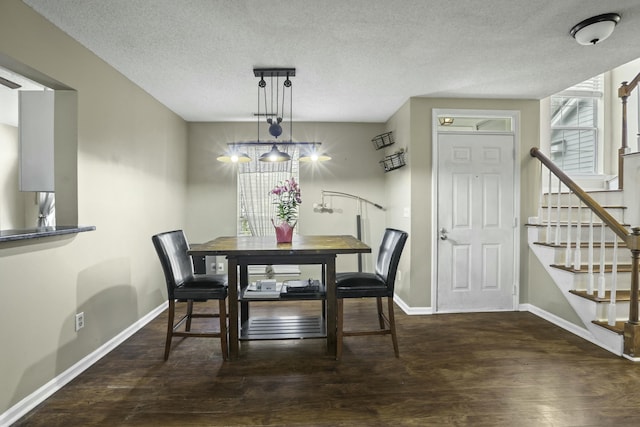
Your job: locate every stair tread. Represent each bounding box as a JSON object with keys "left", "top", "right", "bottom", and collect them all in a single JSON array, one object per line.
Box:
[
  {"left": 527, "top": 222, "right": 631, "bottom": 227},
  {"left": 592, "top": 320, "right": 625, "bottom": 335},
  {"left": 569, "top": 289, "right": 631, "bottom": 302},
  {"left": 550, "top": 263, "right": 633, "bottom": 273},
  {"left": 534, "top": 241, "right": 628, "bottom": 249},
  {"left": 544, "top": 190, "right": 623, "bottom": 195},
  {"left": 541, "top": 205, "right": 626, "bottom": 209}
]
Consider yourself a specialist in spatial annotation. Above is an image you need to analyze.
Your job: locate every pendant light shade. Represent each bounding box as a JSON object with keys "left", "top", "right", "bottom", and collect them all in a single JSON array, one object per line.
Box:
[
  {"left": 216, "top": 144, "right": 251, "bottom": 163},
  {"left": 259, "top": 144, "right": 291, "bottom": 162},
  {"left": 299, "top": 145, "right": 331, "bottom": 162},
  {"left": 216, "top": 151, "right": 251, "bottom": 163}
]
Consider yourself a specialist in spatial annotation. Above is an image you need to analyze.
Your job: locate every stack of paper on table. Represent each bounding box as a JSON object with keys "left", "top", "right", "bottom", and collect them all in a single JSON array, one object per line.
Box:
[{"left": 243, "top": 281, "right": 283, "bottom": 298}]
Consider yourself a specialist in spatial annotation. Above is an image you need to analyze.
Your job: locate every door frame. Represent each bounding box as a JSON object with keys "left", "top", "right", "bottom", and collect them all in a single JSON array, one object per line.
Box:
[{"left": 431, "top": 108, "right": 521, "bottom": 313}]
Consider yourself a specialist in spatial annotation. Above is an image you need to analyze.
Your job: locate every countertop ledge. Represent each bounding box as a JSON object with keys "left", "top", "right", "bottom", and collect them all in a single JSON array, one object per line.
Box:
[{"left": 0, "top": 225, "right": 96, "bottom": 242}]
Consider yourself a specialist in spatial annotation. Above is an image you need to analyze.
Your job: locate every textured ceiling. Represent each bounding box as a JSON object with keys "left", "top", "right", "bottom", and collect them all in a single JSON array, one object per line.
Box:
[{"left": 21, "top": 0, "right": 640, "bottom": 123}]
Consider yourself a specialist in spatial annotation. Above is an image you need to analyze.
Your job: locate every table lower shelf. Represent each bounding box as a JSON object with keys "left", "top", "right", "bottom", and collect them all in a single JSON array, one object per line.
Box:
[{"left": 240, "top": 315, "right": 326, "bottom": 340}]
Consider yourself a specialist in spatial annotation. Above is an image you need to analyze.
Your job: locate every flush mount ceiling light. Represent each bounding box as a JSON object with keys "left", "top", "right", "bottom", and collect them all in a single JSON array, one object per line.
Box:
[
  {"left": 570, "top": 13, "right": 620, "bottom": 45},
  {"left": 217, "top": 67, "right": 329, "bottom": 164}
]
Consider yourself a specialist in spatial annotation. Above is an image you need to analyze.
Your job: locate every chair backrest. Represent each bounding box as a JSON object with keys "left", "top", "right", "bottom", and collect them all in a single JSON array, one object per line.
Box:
[
  {"left": 152, "top": 230, "right": 194, "bottom": 298},
  {"left": 375, "top": 228, "right": 408, "bottom": 291}
]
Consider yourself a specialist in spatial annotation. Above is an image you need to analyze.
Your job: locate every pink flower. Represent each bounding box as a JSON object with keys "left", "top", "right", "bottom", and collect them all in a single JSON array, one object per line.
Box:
[{"left": 270, "top": 177, "right": 302, "bottom": 224}]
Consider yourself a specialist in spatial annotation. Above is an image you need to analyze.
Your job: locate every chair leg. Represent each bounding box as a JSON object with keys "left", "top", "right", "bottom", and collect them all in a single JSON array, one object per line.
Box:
[
  {"left": 387, "top": 296, "right": 399, "bottom": 357},
  {"left": 218, "top": 299, "right": 228, "bottom": 361},
  {"left": 164, "top": 299, "right": 176, "bottom": 361},
  {"left": 185, "top": 300, "right": 194, "bottom": 331},
  {"left": 376, "top": 297, "right": 385, "bottom": 329},
  {"left": 336, "top": 298, "right": 344, "bottom": 360}
]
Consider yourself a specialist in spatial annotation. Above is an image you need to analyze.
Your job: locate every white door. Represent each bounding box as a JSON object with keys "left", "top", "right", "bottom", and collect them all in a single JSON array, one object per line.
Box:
[{"left": 436, "top": 132, "right": 516, "bottom": 312}]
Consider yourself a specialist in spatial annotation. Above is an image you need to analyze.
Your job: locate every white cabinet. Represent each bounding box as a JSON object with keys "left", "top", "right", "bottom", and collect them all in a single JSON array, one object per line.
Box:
[
  {"left": 19, "top": 90, "right": 55, "bottom": 191},
  {"left": 19, "top": 90, "right": 76, "bottom": 194}
]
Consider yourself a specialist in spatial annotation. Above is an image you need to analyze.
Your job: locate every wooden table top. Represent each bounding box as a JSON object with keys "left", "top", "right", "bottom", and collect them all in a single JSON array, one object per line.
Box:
[{"left": 188, "top": 235, "right": 371, "bottom": 257}]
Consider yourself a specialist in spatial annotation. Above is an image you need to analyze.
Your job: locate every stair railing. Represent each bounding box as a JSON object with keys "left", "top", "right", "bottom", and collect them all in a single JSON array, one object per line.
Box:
[
  {"left": 618, "top": 72, "right": 640, "bottom": 190},
  {"left": 530, "top": 147, "right": 640, "bottom": 357}
]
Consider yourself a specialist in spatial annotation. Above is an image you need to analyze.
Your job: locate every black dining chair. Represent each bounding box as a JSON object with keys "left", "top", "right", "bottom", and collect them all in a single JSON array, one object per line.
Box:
[
  {"left": 152, "top": 230, "right": 228, "bottom": 361},
  {"left": 335, "top": 228, "right": 408, "bottom": 360}
]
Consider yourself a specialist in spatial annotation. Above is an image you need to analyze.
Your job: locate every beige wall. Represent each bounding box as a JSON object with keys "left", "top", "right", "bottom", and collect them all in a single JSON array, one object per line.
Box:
[
  {"left": 0, "top": 0, "right": 187, "bottom": 413},
  {"left": 186, "top": 121, "right": 388, "bottom": 273},
  {"left": 383, "top": 101, "right": 413, "bottom": 303},
  {"left": 385, "top": 97, "right": 581, "bottom": 322}
]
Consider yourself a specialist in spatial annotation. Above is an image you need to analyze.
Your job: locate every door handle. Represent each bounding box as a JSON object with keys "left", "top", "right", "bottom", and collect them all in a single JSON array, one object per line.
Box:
[{"left": 440, "top": 228, "right": 448, "bottom": 240}]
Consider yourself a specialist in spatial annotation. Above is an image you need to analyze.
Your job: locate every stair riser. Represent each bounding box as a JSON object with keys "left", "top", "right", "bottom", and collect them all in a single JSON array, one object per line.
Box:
[
  {"left": 552, "top": 248, "right": 632, "bottom": 265},
  {"left": 543, "top": 191, "right": 624, "bottom": 206},
  {"left": 595, "top": 303, "right": 630, "bottom": 322},
  {"left": 539, "top": 207, "right": 625, "bottom": 223},
  {"left": 570, "top": 291, "right": 633, "bottom": 320},
  {"left": 564, "top": 271, "right": 632, "bottom": 290},
  {"left": 536, "top": 226, "right": 624, "bottom": 243}
]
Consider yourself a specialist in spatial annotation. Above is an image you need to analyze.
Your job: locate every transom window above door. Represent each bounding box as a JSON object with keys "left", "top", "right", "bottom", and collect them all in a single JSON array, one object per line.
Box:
[{"left": 436, "top": 115, "right": 513, "bottom": 132}]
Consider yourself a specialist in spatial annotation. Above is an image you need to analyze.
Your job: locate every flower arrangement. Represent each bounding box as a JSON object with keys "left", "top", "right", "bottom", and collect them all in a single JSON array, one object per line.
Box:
[{"left": 270, "top": 177, "right": 302, "bottom": 225}]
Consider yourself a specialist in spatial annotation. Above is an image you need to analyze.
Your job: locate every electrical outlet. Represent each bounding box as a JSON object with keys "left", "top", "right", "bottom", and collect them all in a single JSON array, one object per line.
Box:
[
  {"left": 75, "top": 312, "right": 85, "bottom": 331},
  {"left": 217, "top": 262, "right": 225, "bottom": 273},
  {"left": 211, "top": 262, "right": 217, "bottom": 272}
]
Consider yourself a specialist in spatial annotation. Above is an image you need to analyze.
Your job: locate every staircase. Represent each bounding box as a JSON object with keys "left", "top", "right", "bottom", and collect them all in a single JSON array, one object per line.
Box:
[
  {"left": 527, "top": 188, "right": 632, "bottom": 356},
  {"left": 528, "top": 147, "right": 640, "bottom": 360},
  {"left": 527, "top": 71, "right": 640, "bottom": 359}
]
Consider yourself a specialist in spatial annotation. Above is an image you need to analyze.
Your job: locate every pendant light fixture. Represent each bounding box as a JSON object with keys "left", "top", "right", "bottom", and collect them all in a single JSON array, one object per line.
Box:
[
  {"left": 256, "top": 68, "right": 293, "bottom": 162},
  {"left": 217, "top": 67, "right": 329, "bottom": 163}
]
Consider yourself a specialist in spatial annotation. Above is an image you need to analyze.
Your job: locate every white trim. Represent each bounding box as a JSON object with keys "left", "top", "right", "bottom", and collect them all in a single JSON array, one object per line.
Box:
[
  {"left": 0, "top": 302, "right": 168, "bottom": 427},
  {"left": 394, "top": 294, "right": 432, "bottom": 315},
  {"left": 622, "top": 353, "right": 640, "bottom": 362},
  {"left": 431, "top": 109, "right": 521, "bottom": 313},
  {"left": 520, "top": 303, "right": 625, "bottom": 357}
]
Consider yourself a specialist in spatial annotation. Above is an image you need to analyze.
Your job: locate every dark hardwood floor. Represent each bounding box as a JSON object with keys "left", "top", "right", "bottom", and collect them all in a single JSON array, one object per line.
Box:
[{"left": 13, "top": 299, "right": 640, "bottom": 426}]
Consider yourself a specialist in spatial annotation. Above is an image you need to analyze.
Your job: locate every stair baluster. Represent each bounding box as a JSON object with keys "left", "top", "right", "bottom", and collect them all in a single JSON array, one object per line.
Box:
[
  {"left": 574, "top": 202, "right": 583, "bottom": 268},
  {"left": 555, "top": 178, "right": 562, "bottom": 246},
  {"left": 598, "top": 225, "right": 607, "bottom": 299},
  {"left": 587, "top": 210, "right": 595, "bottom": 295},
  {"left": 565, "top": 192, "right": 573, "bottom": 268},
  {"left": 537, "top": 162, "right": 544, "bottom": 226},
  {"left": 608, "top": 236, "right": 619, "bottom": 326},
  {"left": 546, "top": 168, "right": 553, "bottom": 244}
]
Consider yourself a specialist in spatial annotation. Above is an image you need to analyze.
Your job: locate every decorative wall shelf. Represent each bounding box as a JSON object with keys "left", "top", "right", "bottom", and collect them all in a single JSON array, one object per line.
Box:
[
  {"left": 380, "top": 149, "right": 406, "bottom": 172},
  {"left": 371, "top": 131, "right": 395, "bottom": 150}
]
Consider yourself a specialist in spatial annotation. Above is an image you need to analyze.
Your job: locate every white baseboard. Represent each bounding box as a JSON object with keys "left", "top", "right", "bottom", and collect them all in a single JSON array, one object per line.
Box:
[
  {"left": 394, "top": 294, "right": 432, "bottom": 315},
  {"left": 0, "top": 302, "right": 168, "bottom": 427},
  {"left": 519, "top": 303, "right": 625, "bottom": 357}
]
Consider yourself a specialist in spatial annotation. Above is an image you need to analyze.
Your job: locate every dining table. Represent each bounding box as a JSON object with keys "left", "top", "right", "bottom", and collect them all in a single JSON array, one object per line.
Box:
[{"left": 188, "top": 234, "right": 371, "bottom": 360}]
